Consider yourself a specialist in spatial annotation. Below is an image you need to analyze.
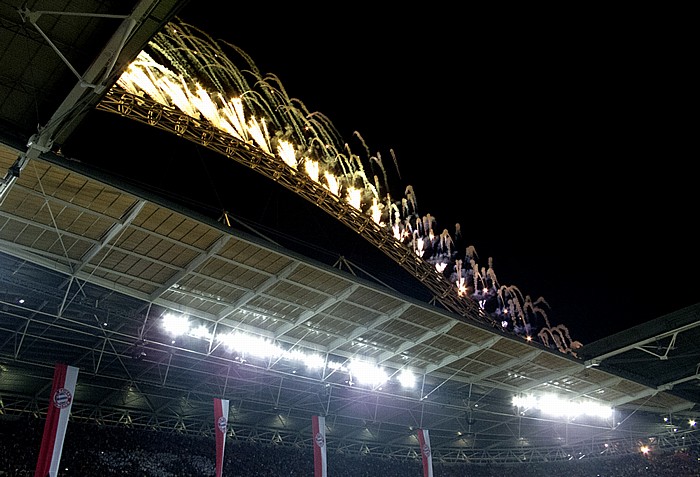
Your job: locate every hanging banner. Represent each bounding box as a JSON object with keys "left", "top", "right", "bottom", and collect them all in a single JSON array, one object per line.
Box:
[
  {"left": 417, "top": 428, "right": 433, "bottom": 477},
  {"left": 312, "top": 415, "right": 327, "bottom": 477},
  {"left": 34, "top": 363, "right": 79, "bottom": 477},
  {"left": 213, "top": 398, "right": 229, "bottom": 477}
]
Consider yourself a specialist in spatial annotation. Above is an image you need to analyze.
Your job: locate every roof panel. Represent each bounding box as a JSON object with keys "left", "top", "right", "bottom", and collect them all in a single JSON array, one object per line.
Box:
[
  {"left": 446, "top": 321, "right": 492, "bottom": 342},
  {"left": 347, "top": 286, "right": 406, "bottom": 314},
  {"left": 289, "top": 264, "right": 353, "bottom": 295},
  {"left": 322, "top": 300, "right": 380, "bottom": 324},
  {"left": 200, "top": 258, "right": 269, "bottom": 289},
  {"left": 266, "top": 280, "right": 328, "bottom": 309},
  {"left": 4, "top": 149, "right": 670, "bottom": 443},
  {"left": 226, "top": 244, "right": 290, "bottom": 273}
]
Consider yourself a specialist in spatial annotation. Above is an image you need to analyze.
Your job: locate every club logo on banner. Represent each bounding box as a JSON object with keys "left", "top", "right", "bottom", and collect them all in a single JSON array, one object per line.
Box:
[
  {"left": 217, "top": 416, "right": 228, "bottom": 434},
  {"left": 52, "top": 387, "right": 73, "bottom": 409},
  {"left": 312, "top": 415, "right": 327, "bottom": 477},
  {"left": 417, "top": 428, "right": 434, "bottom": 477},
  {"left": 213, "top": 398, "right": 229, "bottom": 477},
  {"left": 35, "top": 363, "right": 79, "bottom": 477},
  {"left": 315, "top": 431, "right": 326, "bottom": 448}
]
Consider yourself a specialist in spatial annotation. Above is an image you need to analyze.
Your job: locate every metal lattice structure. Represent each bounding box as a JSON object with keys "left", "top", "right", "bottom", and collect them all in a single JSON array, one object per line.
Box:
[
  {"left": 1, "top": 141, "right": 697, "bottom": 463},
  {"left": 96, "top": 87, "right": 491, "bottom": 328}
]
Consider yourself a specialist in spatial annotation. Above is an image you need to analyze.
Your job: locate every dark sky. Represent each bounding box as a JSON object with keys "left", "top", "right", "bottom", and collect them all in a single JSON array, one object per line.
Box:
[{"left": 103, "top": 5, "right": 697, "bottom": 345}]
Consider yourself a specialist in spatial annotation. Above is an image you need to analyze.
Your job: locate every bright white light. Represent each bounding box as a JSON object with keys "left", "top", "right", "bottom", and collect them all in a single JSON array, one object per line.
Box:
[
  {"left": 327, "top": 360, "right": 346, "bottom": 371},
  {"left": 513, "top": 393, "right": 612, "bottom": 419},
  {"left": 285, "top": 349, "right": 306, "bottom": 363},
  {"left": 160, "top": 317, "right": 418, "bottom": 389},
  {"left": 512, "top": 394, "right": 537, "bottom": 409},
  {"left": 218, "top": 332, "right": 282, "bottom": 358},
  {"left": 277, "top": 140, "right": 298, "bottom": 169},
  {"left": 304, "top": 158, "right": 319, "bottom": 182},
  {"left": 301, "top": 353, "right": 325, "bottom": 370},
  {"left": 349, "top": 359, "right": 388, "bottom": 387},
  {"left": 190, "top": 324, "right": 212, "bottom": 340},
  {"left": 286, "top": 349, "right": 325, "bottom": 370},
  {"left": 163, "top": 313, "right": 190, "bottom": 336},
  {"left": 346, "top": 187, "right": 362, "bottom": 210},
  {"left": 539, "top": 393, "right": 566, "bottom": 416},
  {"left": 398, "top": 369, "right": 416, "bottom": 388},
  {"left": 414, "top": 237, "right": 424, "bottom": 257}
]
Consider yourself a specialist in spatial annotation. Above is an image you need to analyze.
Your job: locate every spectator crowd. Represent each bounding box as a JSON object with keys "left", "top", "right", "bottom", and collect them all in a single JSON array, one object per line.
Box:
[{"left": 1, "top": 415, "right": 699, "bottom": 476}]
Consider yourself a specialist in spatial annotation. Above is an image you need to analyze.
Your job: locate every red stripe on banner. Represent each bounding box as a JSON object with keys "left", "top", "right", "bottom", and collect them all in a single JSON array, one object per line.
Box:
[
  {"left": 35, "top": 363, "right": 78, "bottom": 477},
  {"left": 312, "top": 415, "right": 327, "bottom": 477},
  {"left": 417, "top": 428, "right": 433, "bottom": 477},
  {"left": 35, "top": 363, "right": 66, "bottom": 477},
  {"left": 213, "top": 398, "right": 229, "bottom": 477}
]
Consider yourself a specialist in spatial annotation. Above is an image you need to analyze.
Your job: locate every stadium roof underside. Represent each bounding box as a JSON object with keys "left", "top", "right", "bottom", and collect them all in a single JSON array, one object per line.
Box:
[{"left": 1, "top": 0, "right": 699, "bottom": 465}]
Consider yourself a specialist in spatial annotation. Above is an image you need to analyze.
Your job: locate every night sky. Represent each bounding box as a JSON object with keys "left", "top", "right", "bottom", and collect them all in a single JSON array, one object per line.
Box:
[{"left": 74, "top": 5, "right": 696, "bottom": 346}]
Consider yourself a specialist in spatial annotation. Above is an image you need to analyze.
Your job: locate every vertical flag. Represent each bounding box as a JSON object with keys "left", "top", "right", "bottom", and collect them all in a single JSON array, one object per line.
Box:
[
  {"left": 213, "top": 398, "right": 229, "bottom": 477},
  {"left": 417, "top": 428, "right": 433, "bottom": 477},
  {"left": 34, "top": 363, "right": 79, "bottom": 477},
  {"left": 312, "top": 415, "right": 327, "bottom": 477}
]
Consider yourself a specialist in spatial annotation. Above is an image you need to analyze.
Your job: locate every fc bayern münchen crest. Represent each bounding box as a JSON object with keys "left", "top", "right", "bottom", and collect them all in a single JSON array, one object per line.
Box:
[
  {"left": 217, "top": 416, "right": 228, "bottom": 433},
  {"left": 53, "top": 387, "right": 72, "bottom": 409},
  {"left": 315, "top": 431, "right": 325, "bottom": 448},
  {"left": 422, "top": 443, "right": 431, "bottom": 458}
]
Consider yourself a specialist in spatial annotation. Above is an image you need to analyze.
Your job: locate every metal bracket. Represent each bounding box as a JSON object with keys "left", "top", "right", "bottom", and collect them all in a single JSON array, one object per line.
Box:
[{"left": 17, "top": 6, "right": 132, "bottom": 92}]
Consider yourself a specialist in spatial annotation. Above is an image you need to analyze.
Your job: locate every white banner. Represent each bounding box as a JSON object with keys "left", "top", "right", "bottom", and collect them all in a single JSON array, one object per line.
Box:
[
  {"left": 34, "top": 363, "right": 79, "bottom": 477},
  {"left": 417, "top": 428, "right": 433, "bottom": 477},
  {"left": 214, "top": 398, "right": 229, "bottom": 477},
  {"left": 312, "top": 415, "right": 327, "bottom": 477}
]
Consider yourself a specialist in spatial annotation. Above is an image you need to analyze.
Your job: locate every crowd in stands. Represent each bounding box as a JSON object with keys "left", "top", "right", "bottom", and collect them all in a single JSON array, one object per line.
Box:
[{"left": 2, "top": 415, "right": 700, "bottom": 476}]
